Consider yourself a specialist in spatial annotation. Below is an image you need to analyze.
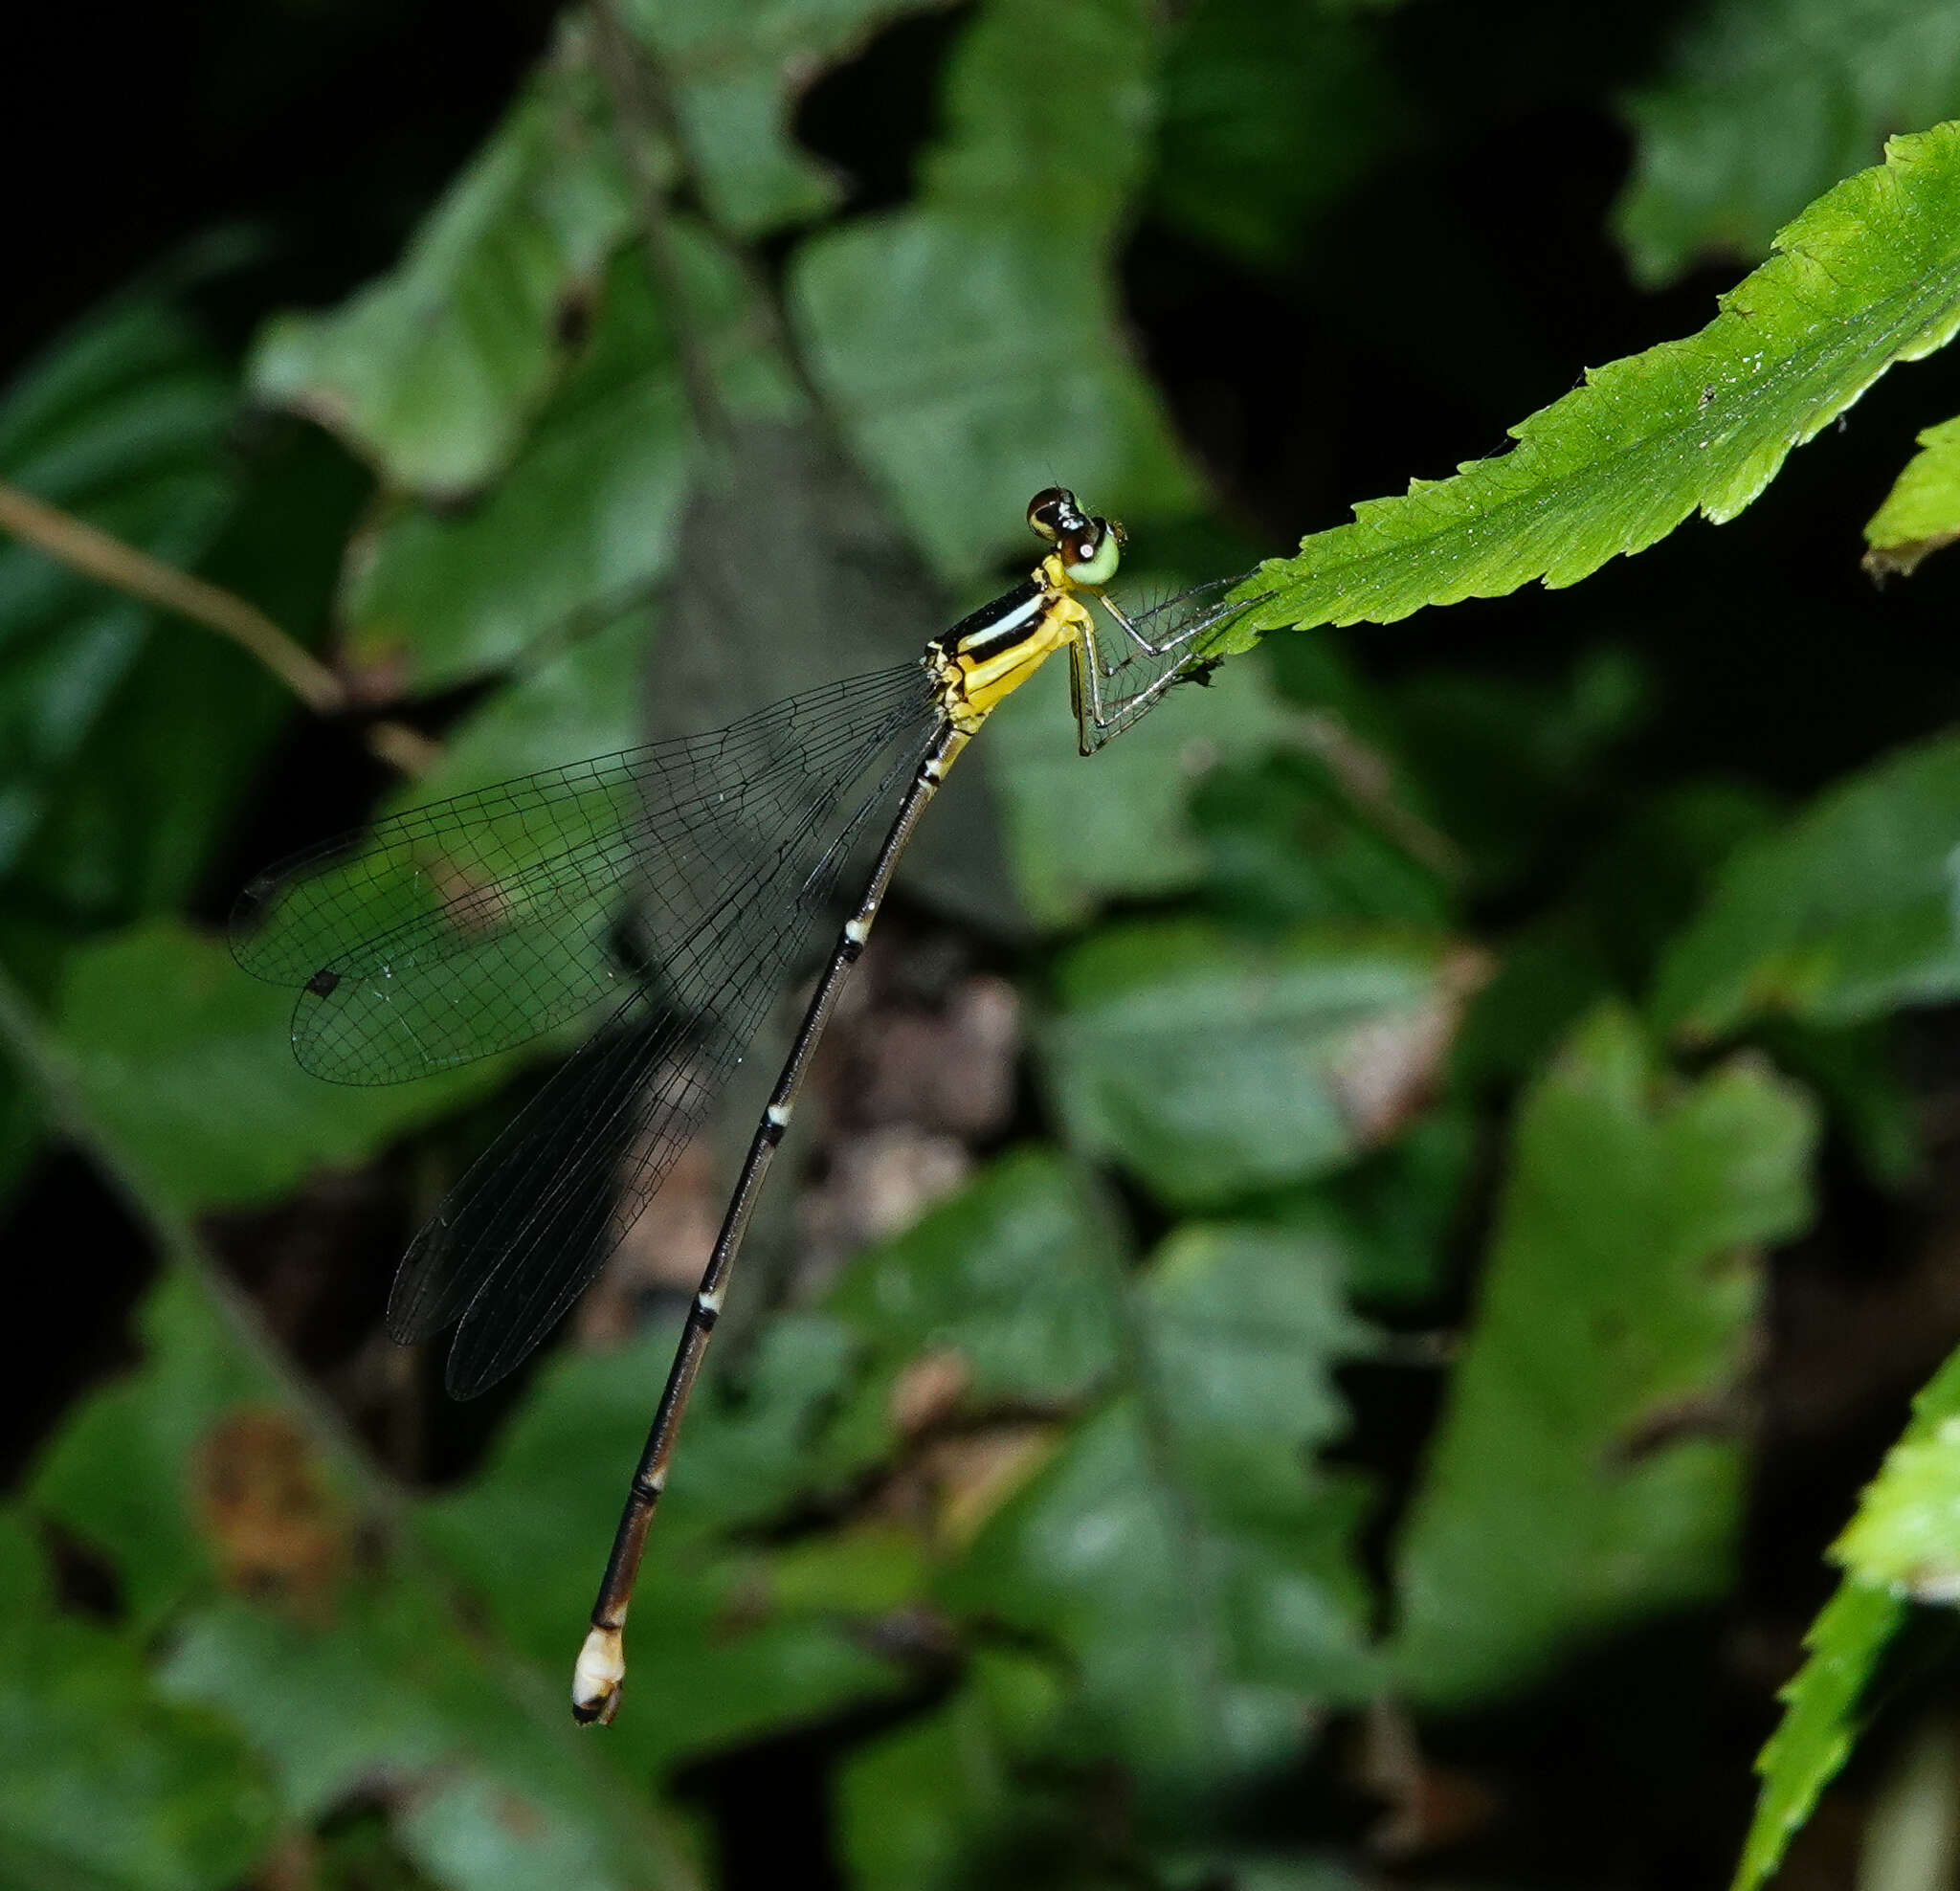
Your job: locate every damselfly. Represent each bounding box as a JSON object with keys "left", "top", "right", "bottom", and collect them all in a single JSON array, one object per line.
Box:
[{"left": 232, "top": 489, "right": 1250, "bottom": 1723}]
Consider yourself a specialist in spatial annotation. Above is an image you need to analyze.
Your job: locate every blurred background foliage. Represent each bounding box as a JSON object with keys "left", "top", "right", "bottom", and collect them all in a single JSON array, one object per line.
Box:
[{"left": 8, "top": 2, "right": 1960, "bottom": 1889}]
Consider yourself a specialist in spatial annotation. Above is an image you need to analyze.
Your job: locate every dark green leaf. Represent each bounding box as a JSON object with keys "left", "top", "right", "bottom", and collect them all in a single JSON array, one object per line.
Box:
[
  {"left": 13, "top": 421, "right": 359, "bottom": 931},
  {"left": 1757, "top": 1017, "right": 1920, "bottom": 1190},
  {"left": 1652, "top": 730, "right": 1960, "bottom": 1040},
  {"left": 820, "top": 1148, "right": 1125, "bottom": 1473},
  {"left": 342, "top": 231, "right": 793, "bottom": 694},
  {"left": 405, "top": 602, "right": 658, "bottom": 803},
  {"left": 161, "top": 1585, "right": 666, "bottom": 1891},
  {"left": 985, "top": 647, "right": 1304, "bottom": 928},
  {"left": 1191, "top": 749, "right": 1452, "bottom": 933},
  {"left": 947, "top": 1221, "right": 1378, "bottom": 1785},
  {"left": 0, "top": 299, "right": 234, "bottom": 901},
  {"left": 790, "top": 0, "right": 1200, "bottom": 580},
  {"left": 834, "top": 1656, "right": 1069, "bottom": 1891},
  {"left": 0, "top": 1515, "right": 276, "bottom": 1891},
  {"left": 1392, "top": 1006, "right": 1815, "bottom": 1707},
  {"left": 623, "top": 0, "right": 936, "bottom": 236},
  {"left": 250, "top": 52, "right": 631, "bottom": 498},
  {"left": 28, "top": 1274, "right": 278, "bottom": 1631},
  {"left": 424, "top": 1157, "right": 1124, "bottom": 1773},
  {"left": 422, "top": 1319, "right": 909, "bottom": 1774},
  {"left": 1389, "top": 649, "right": 1647, "bottom": 895},
  {"left": 0, "top": 1635, "right": 275, "bottom": 1891},
  {"left": 1454, "top": 923, "right": 1615, "bottom": 1096},
  {"left": 1616, "top": 0, "right": 1960, "bottom": 286},
  {"left": 1151, "top": 0, "right": 1406, "bottom": 270},
  {"left": 20, "top": 1262, "right": 689, "bottom": 1888},
  {"left": 51, "top": 920, "right": 508, "bottom": 1217},
  {"left": 1317, "top": 1105, "right": 1476, "bottom": 1304},
  {"left": 1043, "top": 919, "right": 1474, "bottom": 1207}
]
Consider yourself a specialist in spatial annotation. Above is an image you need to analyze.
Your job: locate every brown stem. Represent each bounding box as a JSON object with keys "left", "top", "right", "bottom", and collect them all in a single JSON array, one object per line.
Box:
[
  {"left": 0, "top": 477, "right": 435, "bottom": 777},
  {"left": 0, "top": 477, "right": 343, "bottom": 710},
  {"left": 588, "top": 0, "right": 730, "bottom": 446}
]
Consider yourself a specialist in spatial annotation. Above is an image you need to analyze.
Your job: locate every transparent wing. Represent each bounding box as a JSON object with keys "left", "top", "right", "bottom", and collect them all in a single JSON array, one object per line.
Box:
[
  {"left": 370, "top": 680, "right": 941, "bottom": 1394},
  {"left": 232, "top": 665, "right": 935, "bottom": 1085}
]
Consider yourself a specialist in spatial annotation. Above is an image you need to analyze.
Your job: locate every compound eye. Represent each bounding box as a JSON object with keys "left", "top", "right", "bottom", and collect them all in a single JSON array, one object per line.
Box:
[
  {"left": 1062, "top": 518, "right": 1122, "bottom": 587},
  {"left": 1026, "top": 486, "right": 1079, "bottom": 543}
]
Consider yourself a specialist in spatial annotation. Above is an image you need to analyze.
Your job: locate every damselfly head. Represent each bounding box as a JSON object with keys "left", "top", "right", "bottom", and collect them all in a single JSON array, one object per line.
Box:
[
  {"left": 1026, "top": 486, "right": 1083, "bottom": 542},
  {"left": 1026, "top": 486, "right": 1123, "bottom": 587}
]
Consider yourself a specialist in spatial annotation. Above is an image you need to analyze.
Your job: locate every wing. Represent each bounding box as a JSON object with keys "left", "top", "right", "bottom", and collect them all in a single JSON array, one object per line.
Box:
[
  {"left": 383, "top": 698, "right": 942, "bottom": 1394},
  {"left": 231, "top": 664, "right": 934, "bottom": 1086}
]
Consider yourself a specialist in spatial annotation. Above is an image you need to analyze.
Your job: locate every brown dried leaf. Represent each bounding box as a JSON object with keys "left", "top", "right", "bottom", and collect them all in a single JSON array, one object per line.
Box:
[{"left": 189, "top": 1407, "right": 349, "bottom": 1619}]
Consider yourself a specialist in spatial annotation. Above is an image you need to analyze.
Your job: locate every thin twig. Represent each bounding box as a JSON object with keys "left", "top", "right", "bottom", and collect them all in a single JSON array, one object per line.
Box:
[
  {"left": 1296, "top": 707, "right": 1463, "bottom": 877},
  {"left": 0, "top": 478, "right": 341, "bottom": 710},
  {"left": 0, "top": 478, "right": 437, "bottom": 777},
  {"left": 588, "top": 0, "right": 730, "bottom": 446},
  {"left": 625, "top": 24, "right": 834, "bottom": 421}
]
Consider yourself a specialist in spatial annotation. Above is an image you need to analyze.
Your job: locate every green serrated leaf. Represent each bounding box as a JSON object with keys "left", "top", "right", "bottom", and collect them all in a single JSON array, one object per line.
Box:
[
  {"left": 50, "top": 920, "right": 509, "bottom": 1217},
  {"left": 1042, "top": 919, "right": 1471, "bottom": 1207},
  {"left": 1617, "top": 0, "right": 1960, "bottom": 286},
  {"left": 1835, "top": 1346, "right": 1960, "bottom": 1598},
  {"left": 1729, "top": 1342, "right": 1960, "bottom": 1891},
  {"left": 1392, "top": 1006, "right": 1815, "bottom": 1707},
  {"left": 1865, "top": 410, "right": 1960, "bottom": 577},
  {"left": 1227, "top": 120, "right": 1960, "bottom": 654},
  {"left": 790, "top": 0, "right": 1199, "bottom": 580},
  {"left": 1731, "top": 1583, "right": 1904, "bottom": 1891},
  {"left": 1652, "top": 730, "right": 1960, "bottom": 1041},
  {"left": 623, "top": 0, "right": 935, "bottom": 237},
  {"left": 250, "top": 51, "right": 631, "bottom": 498}
]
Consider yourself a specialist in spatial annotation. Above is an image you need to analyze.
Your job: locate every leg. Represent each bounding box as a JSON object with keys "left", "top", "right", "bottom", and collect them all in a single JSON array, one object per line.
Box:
[
  {"left": 1069, "top": 592, "right": 1259, "bottom": 754},
  {"left": 1068, "top": 637, "right": 1211, "bottom": 754}
]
